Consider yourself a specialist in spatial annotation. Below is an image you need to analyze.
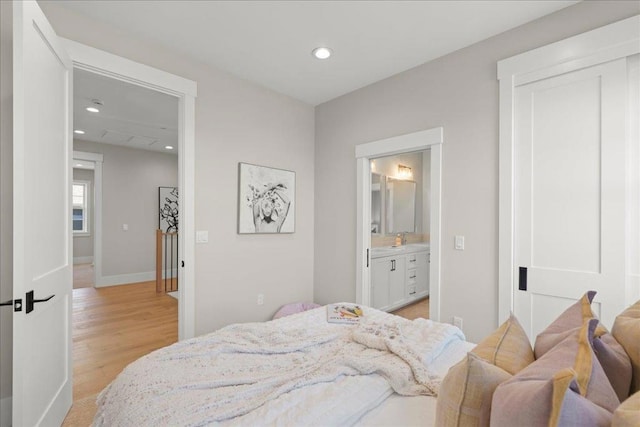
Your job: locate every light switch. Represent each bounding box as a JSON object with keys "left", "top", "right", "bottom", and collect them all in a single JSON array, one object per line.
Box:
[
  {"left": 454, "top": 235, "right": 465, "bottom": 250},
  {"left": 122, "top": 224, "right": 128, "bottom": 231},
  {"left": 196, "top": 230, "right": 209, "bottom": 243}
]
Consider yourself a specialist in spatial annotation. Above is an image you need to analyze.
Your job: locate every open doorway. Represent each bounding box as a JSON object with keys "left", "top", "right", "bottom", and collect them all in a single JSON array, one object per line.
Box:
[{"left": 355, "top": 128, "right": 443, "bottom": 322}]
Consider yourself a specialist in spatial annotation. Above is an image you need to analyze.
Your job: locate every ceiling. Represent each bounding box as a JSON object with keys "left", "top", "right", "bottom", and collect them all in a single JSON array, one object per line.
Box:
[
  {"left": 54, "top": 0, "right": 579, "bottom": 106},
  {"left": 74, "top": 69, "right": 179, "bottom": 154}
]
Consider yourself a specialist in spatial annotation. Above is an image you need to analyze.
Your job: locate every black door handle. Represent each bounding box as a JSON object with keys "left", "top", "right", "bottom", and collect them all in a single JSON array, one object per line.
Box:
[{"left": 25, "top": 290, "right": 54, "bottom": 314}]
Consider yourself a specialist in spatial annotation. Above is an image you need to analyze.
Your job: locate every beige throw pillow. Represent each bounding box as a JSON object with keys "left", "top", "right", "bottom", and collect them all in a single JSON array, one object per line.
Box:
[
  {"left": 611, "top": 391, "right": 640, "bottom": 427},
  {"left": 435, "top": 353, "right": 511, "bottom": 427},
  {"left": 471, "top": 313, "right": 534, "bottom": 375},
  {"left": 612, "top": 300, "right": 640, "bottom": 395}
]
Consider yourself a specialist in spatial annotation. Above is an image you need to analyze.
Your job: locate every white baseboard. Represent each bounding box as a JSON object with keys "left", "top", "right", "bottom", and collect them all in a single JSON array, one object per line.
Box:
[
  {"left": 73, "top": 256, "right": 94, "bottom": 265},
  {"left": 0, "top": 396, "right": 11, "bottom": 427},
  {"left": 96, "top": 271, "right": 155, "bottom": 287}
]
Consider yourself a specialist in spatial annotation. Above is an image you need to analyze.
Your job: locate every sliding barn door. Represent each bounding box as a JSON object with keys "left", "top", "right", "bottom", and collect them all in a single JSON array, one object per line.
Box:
[{"left": 513, "top": 58, "right": 628, "bottom": 339}]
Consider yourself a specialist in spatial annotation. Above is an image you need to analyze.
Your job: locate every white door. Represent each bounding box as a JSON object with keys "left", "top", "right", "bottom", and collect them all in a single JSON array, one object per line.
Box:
[
  {"left": 513, "top": 59, "right": 627, "bottom": 339},
  {"left": 12, "top": 1, "right": 73, "bottom": 425}
]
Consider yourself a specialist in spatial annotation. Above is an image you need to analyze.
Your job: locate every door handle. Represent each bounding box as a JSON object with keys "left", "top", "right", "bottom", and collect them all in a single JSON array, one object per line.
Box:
[
  {"left": 25, "top": 290, "right": 54, "bottom": 314},
  {"left": 519, "top": 267, "right": 527, "bottom": 291},
  {"left": 0, "top": 299, "right": 23, "bottom": 312}
]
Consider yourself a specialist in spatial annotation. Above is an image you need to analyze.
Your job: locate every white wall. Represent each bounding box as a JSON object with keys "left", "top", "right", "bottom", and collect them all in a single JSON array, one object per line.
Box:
[
  {"left": 74, "top": 140, "right": 178, "bottom": 283},
  {"left": 38, "top": 2, "right": 316, "bottom": 334},
  {"left": 0, "top": 0, "right": 12, "bottom": 416},
  {"left": 314, "top": 1, "right": 640, "bottom": 343},
  {"left": 72, "top": 168, "right": 94, "bottom": 262}
]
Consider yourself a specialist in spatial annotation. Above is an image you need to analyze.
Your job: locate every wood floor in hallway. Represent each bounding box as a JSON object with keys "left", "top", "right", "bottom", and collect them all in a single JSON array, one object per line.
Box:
[
  {"left": 63, "top": 281, "right": 178, "bottom": 426},
  {"left": 391, "top": 297, "right": 429, "bottom": 320}
]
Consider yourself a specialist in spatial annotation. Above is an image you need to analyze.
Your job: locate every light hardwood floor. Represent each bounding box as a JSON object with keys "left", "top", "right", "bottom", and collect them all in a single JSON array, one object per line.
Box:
[
  {"left": 391, "top": 297, "right": 429, "bottom": 320},
  {"left": 73, "top": 263, "right": 94, "bottom": 289},
  {"left": 63, "top": 281, "right": 177, "bottom": 425}
]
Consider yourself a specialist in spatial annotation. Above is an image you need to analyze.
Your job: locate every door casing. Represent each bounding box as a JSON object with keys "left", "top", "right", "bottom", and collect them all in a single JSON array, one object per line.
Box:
[
  {"left": 497, "top": 15, "right": 640, "bottom": 325},
  {"left": 63, "top": 39, "right": 198, "bottom": 340},
  {"left": 355, "top": 127, "right": 443, "bottom": 321}
]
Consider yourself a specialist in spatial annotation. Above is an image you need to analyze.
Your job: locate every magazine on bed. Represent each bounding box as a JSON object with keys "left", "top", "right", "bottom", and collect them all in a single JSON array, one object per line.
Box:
[{"left": 327, "top": 304, "right": 363, "bottom": 324}]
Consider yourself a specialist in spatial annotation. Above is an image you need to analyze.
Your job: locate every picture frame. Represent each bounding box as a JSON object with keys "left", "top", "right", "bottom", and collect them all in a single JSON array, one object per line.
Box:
[
  {"left": 238, "top": 163, "right": 295, "bottom": 234},
  {"left": 159, "top": 186, "right": 179, "bottom": 232}
]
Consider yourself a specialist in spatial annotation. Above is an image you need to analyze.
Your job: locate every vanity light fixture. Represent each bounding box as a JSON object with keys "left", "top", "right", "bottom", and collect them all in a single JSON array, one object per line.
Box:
[
  {"left": 312, "top": 47, "right": 332, "bottom": 60},
  {"left": 370, "top": 160, "right": 376, "bottom": 172},
  {"left": 165, "top": 145, "right": 174, "bottom": 150},
  {"left": 397, "top": 164, "right": 412, "bottom": 180},
  {"left": 74, "top": 129, "right": 85, "bottom": 134}
]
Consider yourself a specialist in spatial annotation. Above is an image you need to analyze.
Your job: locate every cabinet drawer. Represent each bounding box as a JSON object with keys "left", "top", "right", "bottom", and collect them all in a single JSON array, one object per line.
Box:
[{"left": 406, "top": 254, "right": 418, "bottom": 268}]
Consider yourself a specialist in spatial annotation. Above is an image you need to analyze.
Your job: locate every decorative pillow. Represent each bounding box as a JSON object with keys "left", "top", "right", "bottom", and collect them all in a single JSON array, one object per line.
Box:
[
  {"left": 593, "top": 333, "right": 632, "bottom": 401},
  {"left": 491, "top": 319, "right": 620, "bottom": 427},
  {"left": 471, "top": 313, "right": 534, "bottom": 375},
  {"left": 272, "top": 302, "right": 321, "bottom": 319},
  {"left": 533, "top": 291, "right": 631, "bottom": 400},
  {"left": 534, "top": 290, "right": 596, "bottom": 358},
  {"left": 611, "top": 391, "right": 640, "bottom": 427},
  {"left": 435, "top": 352, "right": 511, "bottom": 427},
  {"left": 612, "top": 299, "right": 640, "bottom": 395}
]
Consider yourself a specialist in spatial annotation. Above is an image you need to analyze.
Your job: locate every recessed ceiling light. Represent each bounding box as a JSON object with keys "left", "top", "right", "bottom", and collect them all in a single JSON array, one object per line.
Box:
[
  {"left": 165, "top": 145, "right": 174, "bottom": 150},
  {"left": 74, "top": 129, "right": 85, "bottom": 134},
  {"left": 312, "top": 47, "right": 332, "bottom": 60},
  {"left": 86, "top": 107, "right": 100, "bottom": 113}
]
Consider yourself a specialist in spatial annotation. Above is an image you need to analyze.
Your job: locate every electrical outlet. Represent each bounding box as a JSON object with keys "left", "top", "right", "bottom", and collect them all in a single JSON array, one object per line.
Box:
[
  {"left": 257, "top": 294, "right": 264, "bottom": 305},
  {"left": 453, "top": 316, "right": 463, "bottom": 330}
]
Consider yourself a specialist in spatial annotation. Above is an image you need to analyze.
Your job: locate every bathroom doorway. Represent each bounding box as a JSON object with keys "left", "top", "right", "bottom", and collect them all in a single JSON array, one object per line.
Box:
[{"left": 355, "top": 128, "right": 443, "bottom": 322}]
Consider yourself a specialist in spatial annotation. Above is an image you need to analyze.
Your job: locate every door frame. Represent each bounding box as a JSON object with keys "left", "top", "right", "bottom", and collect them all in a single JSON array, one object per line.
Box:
[
  {"left": 64, "top": 39, "right": 198, "bottom": 340},
  {"left": 73, "top": 150, "right": 102, "bottom": 276},
  {"left": 497, "top": 15, "right": 640, "bottom": 324},
  {"left": 355, "top": 127, "right": 443, "bottom": 321}
]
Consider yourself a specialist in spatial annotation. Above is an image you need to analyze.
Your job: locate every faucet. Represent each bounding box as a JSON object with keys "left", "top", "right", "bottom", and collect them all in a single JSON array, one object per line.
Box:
[{"left": 401, "top": 232, "right": 407, "bottom": 245}]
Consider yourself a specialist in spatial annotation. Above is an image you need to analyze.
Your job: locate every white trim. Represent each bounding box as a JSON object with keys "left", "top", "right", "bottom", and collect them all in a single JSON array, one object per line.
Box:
[
  {"left": 355, "top": 128, "right": 443, "bottom": 159},
  {"left": 63, "top": 39, "right": 197, "bottom": 97},
  {"left": 497, "top": 16, "right": 640, "bottom": 80},
  {"left": 355, "top": 127, "right": 444, "bottom": 321},
  {"left": 1, "top": 396, "right": 11, "bottom": 427},
  {"left": 96, "top": 271, "right": 156, "bottom": 288},
  {"left": 73, "top": 256, "right": 93, "bottom": 265},
  {"left": 497, "top": 16, "right": 640, "bottom": 324},
  {"left": 64, "top": 40, "right": 197, "bottom": 340},
  {"left": 73, "top": 151, "right": 102, "bottom": 291}
]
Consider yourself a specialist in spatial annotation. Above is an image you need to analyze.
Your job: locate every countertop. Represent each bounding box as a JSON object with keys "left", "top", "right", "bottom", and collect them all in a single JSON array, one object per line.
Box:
[{"left": 371, "top": 243, "right": 430, "bottom": 259}]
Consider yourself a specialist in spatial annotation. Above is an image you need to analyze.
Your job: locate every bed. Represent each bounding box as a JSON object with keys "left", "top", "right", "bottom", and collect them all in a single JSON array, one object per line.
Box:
[{"left": 93, "top": 304, "right": 472, "bottom": 426}]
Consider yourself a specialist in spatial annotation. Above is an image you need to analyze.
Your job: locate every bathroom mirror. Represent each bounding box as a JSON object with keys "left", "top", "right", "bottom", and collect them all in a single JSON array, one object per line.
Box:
[
  {"left": 385, "top": 177, "right": 416, "bottom": 233},
  {"left": 371, "top": 173, "right": 382, "bottom": 234}
]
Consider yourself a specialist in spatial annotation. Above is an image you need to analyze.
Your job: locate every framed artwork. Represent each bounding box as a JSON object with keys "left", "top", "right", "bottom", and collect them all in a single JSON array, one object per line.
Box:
[
  {"left": 159, "top": 187, "right": 179, "bottom": 232},
  {"left": 238, "top": 163, "right": 295, "bottom": 234}
]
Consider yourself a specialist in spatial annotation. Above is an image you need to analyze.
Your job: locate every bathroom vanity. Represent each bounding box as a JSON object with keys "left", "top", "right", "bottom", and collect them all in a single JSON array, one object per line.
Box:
[{"left": 370, "top": 243, "right": 429, "bottom": 312}]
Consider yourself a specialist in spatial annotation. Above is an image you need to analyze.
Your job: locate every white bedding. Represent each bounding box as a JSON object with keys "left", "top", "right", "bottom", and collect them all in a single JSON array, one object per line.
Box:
[{"left": 94, "top": 305, "right": 467, "bottom": 426}]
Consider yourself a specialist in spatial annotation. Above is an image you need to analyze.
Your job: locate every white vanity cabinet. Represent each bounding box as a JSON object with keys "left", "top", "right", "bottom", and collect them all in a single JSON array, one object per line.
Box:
[
  {"left": 370, "top": 245, "right": 429, "bottom": 312},
  {"left": 371, "top": 256, "right": 406, "bottom": 310},
  {"left": 406, "top": 251, "right": 429, "bottom": 300}
]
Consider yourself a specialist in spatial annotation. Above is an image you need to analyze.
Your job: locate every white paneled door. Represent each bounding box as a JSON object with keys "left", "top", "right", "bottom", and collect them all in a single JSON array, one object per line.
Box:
[
  {"left": 513, "top": 59, "right": 628, "bottom": 339},
  {"left": 12, "top": 1, "right": 73, "bottom": 425}
]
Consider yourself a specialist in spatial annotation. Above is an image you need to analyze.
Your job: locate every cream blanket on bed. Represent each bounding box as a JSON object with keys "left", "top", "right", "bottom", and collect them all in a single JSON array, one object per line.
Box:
[{"left": 94, "top": 307, "right": 464, "bottom": 427}]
